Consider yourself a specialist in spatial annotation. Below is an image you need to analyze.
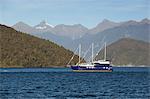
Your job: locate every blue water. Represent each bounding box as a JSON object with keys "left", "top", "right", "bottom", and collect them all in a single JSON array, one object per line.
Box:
[{"left": 0, "top": 67, "right": 150, "bottom": 99}]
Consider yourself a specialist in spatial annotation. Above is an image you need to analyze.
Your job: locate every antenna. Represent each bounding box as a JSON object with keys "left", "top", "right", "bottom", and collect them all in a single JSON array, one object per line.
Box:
[
  {"left": 92, "top": 43, "right": 94, "bottom": 63},
  {"left": 79, "top": 44, "right": 81, "bottom": 64},
  {"left": 104, "top": 42, "right": 106, "bottom": 61}
]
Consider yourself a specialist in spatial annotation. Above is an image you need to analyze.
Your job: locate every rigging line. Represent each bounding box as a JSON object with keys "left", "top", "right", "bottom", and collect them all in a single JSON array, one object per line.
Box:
[
  {"left": 87, "top": 43, "right": 95, "bottom": 62},
  {"left": 80, "top": 44, "right": 92, "bottom": 62},
  {"left": 95, "top": 44, "right": 104, "bottom": 58},
  {"left": 87, "top": 36, "right": 106, "bottom": 62},
  {"left": 94, "top": 36, "right": 106, "bottom": 60},
  {"left": 94, "top": 43, "right": 104, "bottom": 60},
  {"left": 67, "top": 47, "right": 79, "bottom": 65}
]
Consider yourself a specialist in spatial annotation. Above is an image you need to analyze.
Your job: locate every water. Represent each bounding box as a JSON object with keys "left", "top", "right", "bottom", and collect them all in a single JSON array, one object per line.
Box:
[{"left": 0, "top": 67, "right": 150, "bottom": 99}]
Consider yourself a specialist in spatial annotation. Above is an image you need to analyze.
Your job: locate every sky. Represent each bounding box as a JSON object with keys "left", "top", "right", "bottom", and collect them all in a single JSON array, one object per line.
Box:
[{"left": 0, "top": 0, "right": 149, "bottom": 28}]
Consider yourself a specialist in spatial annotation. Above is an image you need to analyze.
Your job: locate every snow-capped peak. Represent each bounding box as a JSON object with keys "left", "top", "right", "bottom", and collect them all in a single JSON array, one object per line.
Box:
[{"left": 34, "top": 20, "right": 54, "bottom": 30}]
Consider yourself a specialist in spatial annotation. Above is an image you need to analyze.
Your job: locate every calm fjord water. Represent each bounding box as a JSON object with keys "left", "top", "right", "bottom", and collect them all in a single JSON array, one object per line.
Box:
[{"left": 0, "top": 67, "right": 150, "bottom": 99}]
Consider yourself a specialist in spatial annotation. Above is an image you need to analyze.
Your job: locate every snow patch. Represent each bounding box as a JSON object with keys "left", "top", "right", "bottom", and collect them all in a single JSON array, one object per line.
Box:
[
  {"left": 35, "top": 26, "right": 47, "bottom": 29},
  {"left": 45, "top": 22, "right": 54, "bottom": 27}
]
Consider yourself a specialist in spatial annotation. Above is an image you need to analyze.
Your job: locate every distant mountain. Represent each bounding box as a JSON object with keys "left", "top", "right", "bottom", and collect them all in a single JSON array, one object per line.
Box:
[
  {"left": 12, "top": 21, "right": 72, "bottom": 47},
  {"left": 12, "top": 21, "right": 53, "bottom": 34},
  {"left": 71, "top": 18, "right": 150, "bottom": 51},
  {"left": 12, "top": 19, "right": 150, "bottom": 41},
  {"left": 0, "top": 24, "right": 83, "bottom": 68},
  {"left": 121, "top": 18, "right": 150, "bottom": 26},
  {"left": 141, "top": 18, "right": 150, "bottom": 24},
  {"left": 33, "top": 20, "right": 53, "bottom": 33},
  {"left": 12, "top": 21, "right": 88, "bottom": 39},
  {"left": 65, "top": 18, "right": 150, "bottom": 61},
  {"left": 89, "top": 19, "right": 120, "bottom": 34},
  {"left": 11, "top": 18, "right": 150, "bottom": 61},
  {"left": 33, "top": 31, "right": 72, "bottom": 48},
  {"left": 12, "top": 21, "right": 36, "bottom": 34},
  {"left": 52, "top": 24, "right": 88, "bottom": 39},
  {"left": 95, "top": 38, "right": 150, "bottom": 66}
]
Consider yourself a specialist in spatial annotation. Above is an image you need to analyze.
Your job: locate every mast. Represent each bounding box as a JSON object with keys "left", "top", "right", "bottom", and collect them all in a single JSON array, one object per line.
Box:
[
  {"left": 92, "top": 43, "right": 94, "bottom": 63},
  {"left": 79, "top": 44, "right": 81, "bottom": 64},
  {"left": 104, "top": 42, "right": 106, "bottom": 61}
]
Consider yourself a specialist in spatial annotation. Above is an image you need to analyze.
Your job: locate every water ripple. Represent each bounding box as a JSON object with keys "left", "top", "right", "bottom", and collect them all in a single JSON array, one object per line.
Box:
[{"left": 0, "top": 67, "right": 150, "bottom": 98}]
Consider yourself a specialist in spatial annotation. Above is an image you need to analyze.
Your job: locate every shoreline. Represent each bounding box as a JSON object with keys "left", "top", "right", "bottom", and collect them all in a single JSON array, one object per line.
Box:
[
  {"left": 0, "top": 65, "right": 67, "bottom": 68},
  {"left": 112, "top": 65, "right": 150, "bottom": 67},
  {"left": 0, "top": 65, "right": 150, "bottom": 68}
]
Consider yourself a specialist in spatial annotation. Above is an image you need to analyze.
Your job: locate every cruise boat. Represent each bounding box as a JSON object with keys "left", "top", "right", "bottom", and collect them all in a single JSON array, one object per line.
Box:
[{"left": 69, "top": 43, "right": 113, "bottom": 72}]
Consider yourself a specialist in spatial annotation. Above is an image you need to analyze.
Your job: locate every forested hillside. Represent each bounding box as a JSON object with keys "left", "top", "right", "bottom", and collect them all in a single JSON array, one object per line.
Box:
[
  {"left": 95, "top": 38, "right": 150, "bottom": 66},
  {"left": 0, "top": 24, "right": 83, "bottom": 67}
]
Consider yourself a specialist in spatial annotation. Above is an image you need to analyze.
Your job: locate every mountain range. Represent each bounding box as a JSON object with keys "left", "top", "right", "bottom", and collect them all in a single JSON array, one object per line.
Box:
[
  {"left": 12, "top": 18, "right": 150, "bottom": 38},
  {"left": 12, "top": 20, "right": 88, "bottom": 39},
  {"left": 71, "top": 18, "right": 150, "bottom": 55},
  {"left": 12, "top": 18, "right": 150, "bottom": 61}
]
